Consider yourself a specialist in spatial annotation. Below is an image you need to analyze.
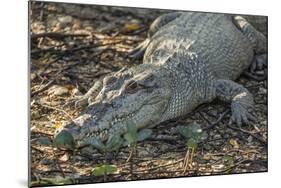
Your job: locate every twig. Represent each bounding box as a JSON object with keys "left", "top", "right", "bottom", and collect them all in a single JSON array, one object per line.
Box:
[
  {"left": 202, "top": 109, "right": 230, "bottom": 130},
  {"left": 52, "top": 148, "right": 66, "bottom": 178},
  {"left": 189, "top": 148, "right": 195, "bottom": 167},
  {"left": 44, "top": 169, "right": 73, "bottom": 174},
  {"left": 183, "top": 150, "right": 190, "bottom": 173},
  {"left": 135, "top": 159, "right": 184, "bottom": 173},
  {"left": 126, "top": 148, "right": 135, "bottom": 163},
  {"left": 119, "top": 169, "right": 191, "bottom": 176},
  {"left": 31, "top": 79, "right": 55, "bottom": 97},
  {"left": 31, "top": 32, "right": 90, "bottom": 40},
  {"left": 217, "top": 159, "right": 251, "bottom": 173},
  {"left": 31, "top": 45, "right": 65, "bottom": 55},
  {"left": 38, "top": 103, "right": 74, "bottom": 122},
  {"left": 31, "top": 145, "right": 45, "bottom": 153},
  {"left": 227, "top": 124, "right": 267, "bottom": 145},
  {"left": 31, "top": 130, "right": 53, "bottom": 136}
]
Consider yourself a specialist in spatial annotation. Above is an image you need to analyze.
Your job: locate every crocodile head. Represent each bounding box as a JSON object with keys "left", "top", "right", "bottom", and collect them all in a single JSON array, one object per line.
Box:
[{"left": 54, "top": 64, "right": 172, "bottom": 149}]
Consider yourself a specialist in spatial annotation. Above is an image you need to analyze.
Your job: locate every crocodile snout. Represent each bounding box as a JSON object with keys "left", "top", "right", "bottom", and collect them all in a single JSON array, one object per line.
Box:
[{"left": 53, "top": 129, "right": 76, "bottom": 150}]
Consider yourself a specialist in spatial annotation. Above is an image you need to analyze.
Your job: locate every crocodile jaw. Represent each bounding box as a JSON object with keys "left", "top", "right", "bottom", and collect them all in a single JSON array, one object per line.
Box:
[{"left": 54, "top": 65, "right": 172, "bottom": 148}]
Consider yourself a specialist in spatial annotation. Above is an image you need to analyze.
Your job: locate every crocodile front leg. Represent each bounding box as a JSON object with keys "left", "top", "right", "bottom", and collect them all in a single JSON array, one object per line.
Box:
[{"left": 214, "top": 79, "right": 256, "bottom": 126}]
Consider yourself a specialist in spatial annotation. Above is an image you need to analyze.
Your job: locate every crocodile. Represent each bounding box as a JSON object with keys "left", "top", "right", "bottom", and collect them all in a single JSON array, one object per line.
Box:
[{"left": 54, "top": 12, "right": 267, "bottom": 149}]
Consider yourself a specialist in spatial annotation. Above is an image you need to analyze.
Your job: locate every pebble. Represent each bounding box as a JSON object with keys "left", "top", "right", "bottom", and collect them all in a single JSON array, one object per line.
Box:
[
  {"left": 259, "top": 88, "right": 267, "bottom": 95},
  {"left": 159, "top": 144, "right": 169, "bottom": 152},
  {"left": 138, "top": 149, "right": 150, "bottom": 157},
  {"left": 247, "top": 135, "right": 253, "bottom": 143},
  {"left": 58, "top": 15, "right": 73, "bottom": 25},
  {"left": 48, "top": 85, "right": 69, "bottom": 96},
  {"left": 223, "top": 134, "right": 230, "bottom": 139},
  {"left": 39, "top": 158, "right": 52, "bottom": 165},
  {"left": 81, "top": 7, "right": 97, "bottom": 19},
  {"left": 214, "top": 134, "right": 222, "bottom": 139},
  {"left": 52, "top": 22, "right": 61, "bottom": 32},
  {"left": 72, "top": 155, "right": 84, "bottom": 162},
  {"left": 59, "top": 153, "right": 70, "bottom": 162},
  {"left": 260, "top": 120, "right": 267, "bottom": 126},
  {"left": 31, "top": 110, "right": 41, "bottom": 120}
]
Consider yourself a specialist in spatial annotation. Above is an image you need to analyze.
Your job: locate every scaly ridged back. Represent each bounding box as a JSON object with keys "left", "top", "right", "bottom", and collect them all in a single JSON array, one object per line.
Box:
[{"left": 144, "top": 12, "right": 254, "bottom": 81}]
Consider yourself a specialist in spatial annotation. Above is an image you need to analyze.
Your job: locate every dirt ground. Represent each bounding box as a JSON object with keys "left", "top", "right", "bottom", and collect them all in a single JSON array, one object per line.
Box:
[{"left": 29, "top": 2, "right": 268, "bottom": 187}]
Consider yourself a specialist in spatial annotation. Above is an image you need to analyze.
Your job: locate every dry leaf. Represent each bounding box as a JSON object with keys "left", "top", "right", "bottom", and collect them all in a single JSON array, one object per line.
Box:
[
  {"left": 229, "top": 138, "right": 240, "bottom": 149},
  {"left": 55, "top": 121, "right": 62, "bottom": 130},
  {"left": 123, "top": 23, "right": 141, "bottom": 32},
  {"left": 59, "top": 153, "right": 70, "bottom": 162}
]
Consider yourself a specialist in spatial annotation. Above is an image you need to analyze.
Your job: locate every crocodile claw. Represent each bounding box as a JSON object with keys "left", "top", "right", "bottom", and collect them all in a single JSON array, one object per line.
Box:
[{"left": 229, "top": 102, "right": 256, "bottom": 126}]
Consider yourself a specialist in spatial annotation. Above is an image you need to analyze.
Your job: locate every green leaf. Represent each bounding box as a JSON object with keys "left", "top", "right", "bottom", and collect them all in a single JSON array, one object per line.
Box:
[
  {"left": 126, "top": 120, "right": 137, "bottom": 138},
  {"left": 53, "top": 130, "right": 75, "bottom": 150},
  {"left": 137, "top": 129, "right": 152, "bottom": 141},
  {"left": 124, "top": 132, "right": 136, "bottom": 146},
  {"left": 223, "top": 156, "right": 234, "bottom": 168},
  {"left": 190, "top": 122, "right": 201, "bottom": 133},
  {"left": 92, "top": 164, "right": 117, "bottom": 176},
  {"left": 88, "top": 138, "right": 105, "bottom": 151},
  {"left": 178, "top": 122, "right": 208, "bottom": 142},
  {"left": 178, "top": 126, "right": 192, "bottom": 138},
  {"left": 186, "top": 138, "right": 198, "bottom": 149},
  {"left": 104, "top": 164, "right": 118, "bottom": 174},
  {"left": 36, "top": 137, "right": 53, "bottom": 146},
  {"left": 92, "top": 166, "right": 105, "bottom": 176},
  {"left": 105, "top": 134, "right": 123, "bottom": 152}
]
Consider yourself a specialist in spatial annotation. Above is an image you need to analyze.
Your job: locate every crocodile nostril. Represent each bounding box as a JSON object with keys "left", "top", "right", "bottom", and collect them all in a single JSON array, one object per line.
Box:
[{"left": 111, "top": 101, "right": 121, "bottom": 108}]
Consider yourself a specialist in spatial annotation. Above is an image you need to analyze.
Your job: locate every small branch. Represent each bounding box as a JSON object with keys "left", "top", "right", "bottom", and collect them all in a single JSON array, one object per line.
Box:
[
  {"left": 126, "top": 147, "right": 135, "bottom": 163},
  {"left": 202, "top": 109, "right": 230, "bottom": 130},
  {"left": 217, "top": 159, "right": 251, "bottom": 173},
  {"left": 183, "top": 150, "right": 190, "bottom": 173},
  {"left": 52, "top": 148, "right": 66, "bottom": 178},
  {"left": 31, "top": 130, "right": 53, "bottom": 136},
  {"left": 227, "top": 124, "right": 267, "bottom": 145},
  {"left": 31, "top": 145, "right": 45, "bottom": 153},
  {"left": 136, "top": 159, "right": 184, "bottom": 173},
  {"left": 31, "top": 32, "right": 90, "bottom": 40},
  {"left": 31, "top": 79, "right": 55, "bottom": 97},
  {"left": 44, "top": 169, "right": 73, "bottom": 174},
  {"left": 38, "top": 102, "right": 74, "bottom": 122}
]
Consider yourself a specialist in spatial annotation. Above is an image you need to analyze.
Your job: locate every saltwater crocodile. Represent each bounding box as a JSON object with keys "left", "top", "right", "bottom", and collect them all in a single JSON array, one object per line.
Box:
[{"left": 54, "top": 12, "right": 267, "bottom": 149}]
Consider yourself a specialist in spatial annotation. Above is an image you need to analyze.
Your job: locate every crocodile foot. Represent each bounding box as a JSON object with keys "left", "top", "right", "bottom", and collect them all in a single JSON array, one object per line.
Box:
[
  {"left": 229, "top": 102, "right": 257, "bottom": 126},
  {"left": 250, "top": 54, "right": 267, "bottom": 73}
]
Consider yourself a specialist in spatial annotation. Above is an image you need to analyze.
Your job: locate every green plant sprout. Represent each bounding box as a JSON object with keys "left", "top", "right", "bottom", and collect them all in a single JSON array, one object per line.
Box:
[
  {"left": 123, "top": 120, "right": 152, "bottom": 178},
  {"left": 91, "top": 164, "right": 118, "bottom": 181},
  {"left": 178, "top": 122, "right": 208, "bottom": 173},
  {"left": 87, "top": 134, "right": 123, "bottom": 181}
]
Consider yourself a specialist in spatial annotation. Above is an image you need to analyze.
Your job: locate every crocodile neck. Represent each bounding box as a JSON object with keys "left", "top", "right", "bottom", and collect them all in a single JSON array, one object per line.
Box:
[{"left": 154, "top": 51, "right": 216, "bottom": 123}]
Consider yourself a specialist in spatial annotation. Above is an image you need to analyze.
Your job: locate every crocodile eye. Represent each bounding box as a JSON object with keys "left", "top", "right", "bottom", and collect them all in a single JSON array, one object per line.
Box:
[{"left": 125, "top": 81, "right": 139, "bottom": 93}]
